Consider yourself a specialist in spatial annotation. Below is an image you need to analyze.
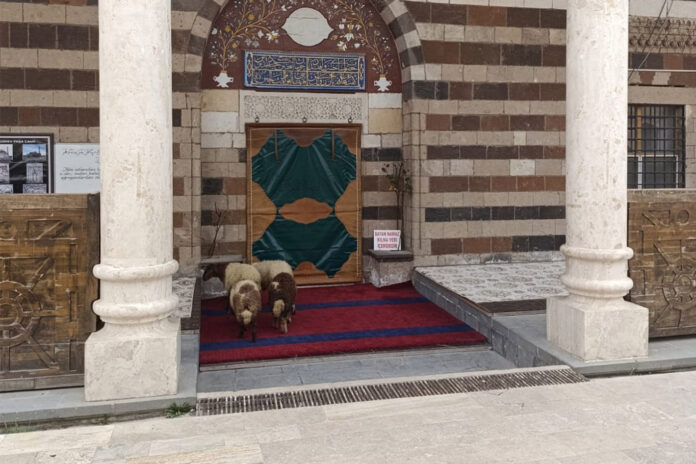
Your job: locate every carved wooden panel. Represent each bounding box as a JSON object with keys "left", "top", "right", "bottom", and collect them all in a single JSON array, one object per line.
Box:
[
  {"left": 0, "top": 194, "right": 98, "bottom": 391},
  {"left": 628, "top": 191, "right": 696, "bottom": 338}
]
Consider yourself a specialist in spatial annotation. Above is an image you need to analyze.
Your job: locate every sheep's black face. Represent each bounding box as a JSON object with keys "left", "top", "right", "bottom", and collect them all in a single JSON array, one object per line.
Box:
[{"left": 202, "top": 265, "right": 215, "bottom": 281}]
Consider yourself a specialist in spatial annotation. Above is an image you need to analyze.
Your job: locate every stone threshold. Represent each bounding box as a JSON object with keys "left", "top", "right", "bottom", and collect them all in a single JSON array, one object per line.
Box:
[{"left": 413, "top": 270, "right": 696, "bottom": 377}]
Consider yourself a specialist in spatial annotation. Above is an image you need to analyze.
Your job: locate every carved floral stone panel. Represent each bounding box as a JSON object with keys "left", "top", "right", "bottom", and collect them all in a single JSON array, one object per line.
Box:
[
  {"left": 241, "top": 90, "right": 367, "bottom": 124},
  {"left": 630, "top": 17, "right": 696, "bottom": 53},
  {"left": 203, "top": 0, "right": 401, "bottom": 93}
]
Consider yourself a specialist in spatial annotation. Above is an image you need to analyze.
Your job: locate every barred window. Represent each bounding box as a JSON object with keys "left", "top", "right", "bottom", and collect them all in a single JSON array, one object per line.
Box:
[{"left": 628, "top": 105, "right": 685, "bottom": 189}]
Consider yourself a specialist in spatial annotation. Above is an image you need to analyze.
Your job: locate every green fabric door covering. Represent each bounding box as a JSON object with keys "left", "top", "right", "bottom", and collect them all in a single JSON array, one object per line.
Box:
[{"left": 252, "top": 130, "right": 358, "bottom": 278}]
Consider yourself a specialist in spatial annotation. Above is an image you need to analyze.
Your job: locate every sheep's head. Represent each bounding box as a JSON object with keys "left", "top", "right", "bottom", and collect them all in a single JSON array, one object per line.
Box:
[
  {"left": 272, "top": 300, "right": 284, "bottom": 318},
  {"left": 202, "top": 263, "right": 224, "bottom": 281}
]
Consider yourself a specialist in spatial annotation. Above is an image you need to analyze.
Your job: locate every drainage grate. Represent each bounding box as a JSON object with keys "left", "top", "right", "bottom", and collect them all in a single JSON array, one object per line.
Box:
[{"left": 196, "top": 368, "right": 586, "bottom": 416}]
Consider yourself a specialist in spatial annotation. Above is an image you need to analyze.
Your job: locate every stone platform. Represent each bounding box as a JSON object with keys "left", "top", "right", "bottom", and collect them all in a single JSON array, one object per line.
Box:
[{"left": 413, "top": 261, "right": 696, "bottom": 376}]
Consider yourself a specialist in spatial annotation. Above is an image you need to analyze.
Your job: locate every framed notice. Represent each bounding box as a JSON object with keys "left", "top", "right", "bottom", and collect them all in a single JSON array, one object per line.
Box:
[
  {"left": 54, "top": 144, "right": 100, "bottom": 193},
  {"left": 373, "top": 230, "right": 401, "bottom": 251},
  {"left": 0, "top": 134, "right": 53, "bottom": 194}
]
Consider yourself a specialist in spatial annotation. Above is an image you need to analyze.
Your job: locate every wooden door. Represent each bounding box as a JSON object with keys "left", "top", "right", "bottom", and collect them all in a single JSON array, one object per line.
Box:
[{"left": 247, "top": 124, "right": 361, "bottom": 285}]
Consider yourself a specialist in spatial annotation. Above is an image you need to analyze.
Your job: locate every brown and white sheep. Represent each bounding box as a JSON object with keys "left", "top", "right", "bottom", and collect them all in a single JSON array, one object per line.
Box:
[
  {"left": 268, "top": 272, "right": 297, "bottom": 334},
  {"left": 202, "top": 262, "right": 261, "bottom": 313},
  {"left": 252, "top": 260, "right": 293, "bottom": 290},
  {"left": 230, "top": 279, "right": 262, "bottom": 342}
]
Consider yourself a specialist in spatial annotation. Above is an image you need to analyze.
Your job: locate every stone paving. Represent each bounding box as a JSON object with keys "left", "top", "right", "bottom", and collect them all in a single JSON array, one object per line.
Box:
[
  {"left": 416, "top": 261, "right": 567, "bottom": 304},
  {"left": 198, "top": 347, "right": 514, "bottom": 393},
  {"left": 3, "top": 369, "right": 696, "bottom": 463}
]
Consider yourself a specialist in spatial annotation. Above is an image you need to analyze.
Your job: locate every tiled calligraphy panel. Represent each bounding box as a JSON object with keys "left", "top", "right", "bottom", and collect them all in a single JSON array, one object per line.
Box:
[{"left": 244, "top": 51, "right": 366, "bottom": 91}]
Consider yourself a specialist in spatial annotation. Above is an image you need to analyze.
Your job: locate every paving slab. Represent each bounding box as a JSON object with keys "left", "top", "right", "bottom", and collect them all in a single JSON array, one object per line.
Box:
[
  {"left": 3, "top": 369, "right": 696, "bottom": 463},
  {"left": 197, "top": 346, "right": 515, "bottom": 394}
]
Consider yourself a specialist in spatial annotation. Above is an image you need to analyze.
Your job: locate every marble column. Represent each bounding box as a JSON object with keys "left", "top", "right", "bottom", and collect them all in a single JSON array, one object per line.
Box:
[
  {"left": 84, "top": 0, "right": 180, "bottom": 401},
  {"left": 546, "top": 0, "right": 648, "bottom": 361}
]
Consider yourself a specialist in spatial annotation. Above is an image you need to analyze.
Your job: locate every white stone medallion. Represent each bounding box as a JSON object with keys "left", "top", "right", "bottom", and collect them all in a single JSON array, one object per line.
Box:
[{"left": 282, "top": 8, "right": 333, "bottom": 47}]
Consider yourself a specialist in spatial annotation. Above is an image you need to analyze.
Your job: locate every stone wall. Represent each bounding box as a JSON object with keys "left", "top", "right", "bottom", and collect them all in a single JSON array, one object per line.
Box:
[
  {"left": 0, "top": 0, "right": 202, "bottom": 272},
  {"left": 401, "top": 1, "right": 567, "bottom": 267},
  {"left": 4, "top": 0, "right": 696, "bottom": 275}
]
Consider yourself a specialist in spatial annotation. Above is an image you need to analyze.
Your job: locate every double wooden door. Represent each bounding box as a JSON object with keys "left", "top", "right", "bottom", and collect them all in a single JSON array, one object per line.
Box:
[{"left": 246, "top": 124, "right": 362, "bottom": 285}]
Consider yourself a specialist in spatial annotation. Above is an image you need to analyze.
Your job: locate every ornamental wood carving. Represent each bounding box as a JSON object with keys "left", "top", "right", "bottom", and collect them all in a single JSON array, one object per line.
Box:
[
  {"left": 0, "top": 194, "right": 98, "bottom": 391},
  {"left": 628, "top": 190, "right": 696, "bottom": 338}
]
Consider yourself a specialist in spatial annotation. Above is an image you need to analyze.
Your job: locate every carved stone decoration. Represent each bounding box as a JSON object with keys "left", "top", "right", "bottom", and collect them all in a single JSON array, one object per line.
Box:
[
  {"left": 241, "top": 90, "right": 367, "bottom": 123},
  {"left": 282, "top": 7, "right": 333, "bottom": 46},
  {"left": 630, "top": 17, "right": 696, "bottom": 53},
  {"left": 0, "top": 194, "right": 98, "bottom": 391},
  {"left": 628, "top": 190, "right": 696, "bottom": 338}
]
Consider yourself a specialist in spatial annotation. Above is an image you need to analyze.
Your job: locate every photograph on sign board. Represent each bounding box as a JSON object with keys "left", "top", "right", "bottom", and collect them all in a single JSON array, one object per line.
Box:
[
  {"left": 22, "top": 143, "right": 48, "bottom": 162},
  {"left": 0, "top": 185, "right": 13, "bottom": 194},
  {"left": 0, "top": 144, "right": 12, "bottom": 162},
  {"left": 22, "top": 183, "right": 47, "bottom": 194},
  {"left": 26, "top": 163, "right": 44, "bottom": 184},
  {"left": 0, "top": 164, "right": 9, "bottom": 184}
]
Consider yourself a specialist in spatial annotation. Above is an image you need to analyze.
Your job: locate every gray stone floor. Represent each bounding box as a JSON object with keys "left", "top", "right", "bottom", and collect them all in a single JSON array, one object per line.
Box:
[
  {"left": 3, "top": 368, "right": 696, "bottom": 463},
  {"left": 198, "top": 346, "right": 515, "bottom": 394},
  {"left": 0, "top": 335, "right": 199, "bottom": 425},
  {"left": 497, "top": 313, "right": 696, "bottom": 376}
]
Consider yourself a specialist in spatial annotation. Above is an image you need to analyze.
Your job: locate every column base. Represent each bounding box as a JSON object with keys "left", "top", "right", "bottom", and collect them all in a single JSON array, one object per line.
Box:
[
  {"left": 547, "top": 295, "right": 648, "bottom": 362},
  {"left": 84, "top": 317, "right": 180, "bottom": 401}
]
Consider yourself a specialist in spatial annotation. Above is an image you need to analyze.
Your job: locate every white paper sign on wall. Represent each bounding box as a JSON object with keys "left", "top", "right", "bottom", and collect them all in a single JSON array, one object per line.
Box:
[
  {"left": 54, "top": 144, "right": 100, "bottom": 193},
  {"left": 373, "top": 230, "right": 401, "bottom": 251}
]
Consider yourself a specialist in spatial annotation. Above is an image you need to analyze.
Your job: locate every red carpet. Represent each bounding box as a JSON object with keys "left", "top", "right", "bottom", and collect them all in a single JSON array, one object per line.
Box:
[{"left": 199, "top": 282, "right": 487, "bottom": 364}]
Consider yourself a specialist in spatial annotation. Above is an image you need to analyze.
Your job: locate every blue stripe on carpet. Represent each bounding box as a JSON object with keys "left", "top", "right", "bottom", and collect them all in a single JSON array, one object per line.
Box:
[
  {"left": 202, "top": 297, "right": 429, "bottom": 317},
  {"left": 200, "top": 324, "right": 474, "bottom": 351}
]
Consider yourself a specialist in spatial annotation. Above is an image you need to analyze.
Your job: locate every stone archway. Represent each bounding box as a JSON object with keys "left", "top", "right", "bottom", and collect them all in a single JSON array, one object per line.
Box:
[
  {"left": 180, "top": 0, "right": 424, "bottom": 268},
  {"left": 182, "top": 0, "right": 424, "bottom": 76}
]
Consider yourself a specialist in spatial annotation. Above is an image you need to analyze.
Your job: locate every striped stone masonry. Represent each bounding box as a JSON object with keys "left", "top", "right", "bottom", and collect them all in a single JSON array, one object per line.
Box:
[{"left": 2, "top": 0, "right": 696, "bottom": 271}]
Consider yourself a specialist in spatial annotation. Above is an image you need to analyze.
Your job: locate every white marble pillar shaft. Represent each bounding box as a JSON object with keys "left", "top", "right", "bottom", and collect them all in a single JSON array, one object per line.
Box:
[
  {"left": 84, "top": 0, "right": 180, "bottom": 401},
  {"left": 546, "top": 0, "right": 648, "bottom": 361}
]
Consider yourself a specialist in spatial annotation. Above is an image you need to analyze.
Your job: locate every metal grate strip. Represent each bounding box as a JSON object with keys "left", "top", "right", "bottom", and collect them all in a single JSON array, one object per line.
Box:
[{"left": 196, "top": 368, "right": 587, "bottom": 417}]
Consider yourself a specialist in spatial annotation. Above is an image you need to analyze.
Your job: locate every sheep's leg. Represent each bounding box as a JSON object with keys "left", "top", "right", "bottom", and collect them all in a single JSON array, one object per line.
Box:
[
  {"left": 272, "top": 316, "right": 278, "bottom": 329},
  {"left": 251, "top": 320, "right": 257, "bottom": 343},
  {"left": 238, "top": 324, "right": 245, "bottom": 339},
  {"left": 281, "top": 318, "right": 288, "bottom": 334}
]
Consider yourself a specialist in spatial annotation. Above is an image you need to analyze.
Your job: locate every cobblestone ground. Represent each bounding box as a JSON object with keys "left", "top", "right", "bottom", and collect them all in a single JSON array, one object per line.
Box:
[{"left": 2, "top": 370, "right": 696, "bottom": 463}]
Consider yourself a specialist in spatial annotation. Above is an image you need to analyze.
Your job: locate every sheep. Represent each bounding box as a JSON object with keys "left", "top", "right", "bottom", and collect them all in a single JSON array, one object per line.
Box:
[
  {"left": 252, "top": 260, "right": 293, "bottom": 290},
  {"left": 268, "top": 272, "right": 297, "bottom": 334},
  {"left": 202, "top": 262, "right": 261, "bottom": 313},
  {"left": 201, "top": 262, "right": 226, "bottom": 283},
  {"left": 223, "top": 263, "right": 261, "bottom": 291},
  {"left": 230, "top": 279, "right": 262, "bottom": 342}
]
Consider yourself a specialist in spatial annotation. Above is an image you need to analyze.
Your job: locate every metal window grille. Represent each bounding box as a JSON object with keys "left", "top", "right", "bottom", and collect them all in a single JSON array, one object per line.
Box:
[{"left": 628, "top": 104, "right": 685, "bottom": 189}]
